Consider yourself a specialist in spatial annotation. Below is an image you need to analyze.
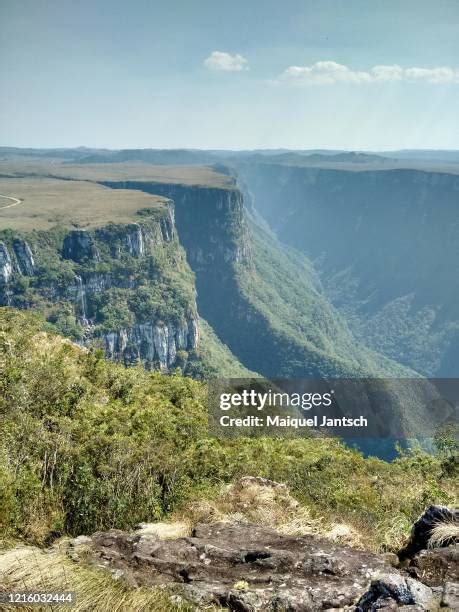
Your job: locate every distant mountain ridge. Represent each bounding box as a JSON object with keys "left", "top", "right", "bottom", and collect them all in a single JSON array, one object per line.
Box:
[{"left": 2, "top": 146, "right": 459, "bottom": 170}]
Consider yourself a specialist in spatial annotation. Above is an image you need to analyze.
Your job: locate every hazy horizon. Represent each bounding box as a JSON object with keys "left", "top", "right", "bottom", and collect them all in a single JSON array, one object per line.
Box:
[{"left": 2, "top": 145, "right": 459, "bottom": 153}]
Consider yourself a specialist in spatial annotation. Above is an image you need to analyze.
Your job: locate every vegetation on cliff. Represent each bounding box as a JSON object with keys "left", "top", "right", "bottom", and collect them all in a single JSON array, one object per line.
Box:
[
  {"left": 127, "top": 173, "right": 411, "bottom": 380},
  {"left": 0, "top": 162, "right": 423, "bottom": 381},
  {"left": 238, "top": 162, "right": 459, "bottom": 377},
  {"left": 235, "top": 221, "right": 411, "bottom": 378},
  {"left": 0, "top": 203, "right": 194, "bottom": 333}
]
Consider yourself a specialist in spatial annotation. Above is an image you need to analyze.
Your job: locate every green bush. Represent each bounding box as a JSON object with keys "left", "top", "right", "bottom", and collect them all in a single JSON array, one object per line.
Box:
[{"left": 0, "top": 308, "right": 456, "bottom": 550}]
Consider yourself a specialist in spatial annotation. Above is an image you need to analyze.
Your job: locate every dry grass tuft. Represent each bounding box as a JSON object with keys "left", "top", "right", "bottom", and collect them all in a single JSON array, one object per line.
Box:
[
  {"left": 134, "top": 521, "right": 191, "bottom": 539},
  {"left": 186, "top": 476, "right": 365, "bottom": 549},
  {"left": 181, "top": 476, "right": 364, "bottom": 548},
  {"left": 0, "top": 544, "right": 194, "bottom": 611},
  {"left": 428, "top": 519, "right": 459, "bottom": 549},
  {"left": 324, "top": 523, "right": 364, "bottom": 548},
  {"left": 373, "top": 514, "right": 414, "bottom": 554},
  {"left": 184, "top": 476, "right": 319, "bottom": 535}
]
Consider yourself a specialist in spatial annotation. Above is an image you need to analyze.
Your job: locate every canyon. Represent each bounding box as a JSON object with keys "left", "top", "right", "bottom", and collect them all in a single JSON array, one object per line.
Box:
[
  {"left": 237, "top": 161, "right": 459, "bottom": 376},
  {"left": 0, "top": 150, "right": 458, "bottom": 448}
]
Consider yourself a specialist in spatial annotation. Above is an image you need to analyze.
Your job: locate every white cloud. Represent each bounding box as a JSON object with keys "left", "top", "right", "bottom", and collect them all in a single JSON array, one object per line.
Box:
[
  {"left": 282, "top": 61, "right": 371, "bottom": 85},
  {"left": 204, "top": 51, "right": 249, "bottom": 72},
  {"left": 404, "top": 66, "right": 458, "bottom": 84},
  {"left": 370, "top": 65, "right": 404, "bottom": 82},
  {"left": 278, "top": 61, "right": 459, "bottom": 85}
]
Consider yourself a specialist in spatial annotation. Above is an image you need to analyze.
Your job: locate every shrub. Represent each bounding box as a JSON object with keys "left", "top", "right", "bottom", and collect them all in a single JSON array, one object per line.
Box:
[{"left": 0, "top": 308, "right": 456, "bottom": 550}]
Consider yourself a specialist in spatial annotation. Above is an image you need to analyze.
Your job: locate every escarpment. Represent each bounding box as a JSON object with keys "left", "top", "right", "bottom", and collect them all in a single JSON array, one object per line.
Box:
[
  {"left": 13, "top": 238, "right": 35, "bottom": 275},
  {"left": 102, "top": 317, "right": 199, "bottom": 368},
  {"left": 99, "top": 178, "right": 410, "bottom": 380},
  {"left": 0, "top": 202, "right": 199, "bottom": 371},
  {"left": 100, "top": 182, "right": 251, "bottom": 270},
  {"left": 97, "top": 182, "right": 275, "bottom": 371},
  {"left": 62, "top": 229, "right": 101, "bottom": 262},
  {"left": 0, "top": 165, "right": 426, "bottom": 385}
]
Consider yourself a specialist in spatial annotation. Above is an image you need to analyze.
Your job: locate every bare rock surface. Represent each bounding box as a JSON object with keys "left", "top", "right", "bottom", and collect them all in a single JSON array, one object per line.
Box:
[
  {"left": 355, "top": 573, "right": 437, "bottom": 611},
  {"left": 69, "top": 521, "right": 455, "bottom": 611},
  {"left": 407, "top": 544, "right": 458, "bottom": 587}
]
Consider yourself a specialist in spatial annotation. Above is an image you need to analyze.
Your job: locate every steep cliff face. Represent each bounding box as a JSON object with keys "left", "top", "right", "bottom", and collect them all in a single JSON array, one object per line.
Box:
[
  {"left": 62, "top": 230, "right": 100, "bottom": 263},
  {"left": 100, "top": 182, "right": 251, "bottom": 271},
  {"left": 13, "top": 238, "right": 35, "bottom": 276},
  {"left": 102, "top": 317, "right": 198, "bottom": 369},
  {"left": 0, "top": 203, "right": 199, "bottom": 370},
  {"left": 100, "top": 179, "right": 408, "bottom": 379},
  {"left": 0, "top": 242, "right": 13, "bottom": 283},
  {"left": 238, "top": 163, "right": 459, "bottom": 376}
]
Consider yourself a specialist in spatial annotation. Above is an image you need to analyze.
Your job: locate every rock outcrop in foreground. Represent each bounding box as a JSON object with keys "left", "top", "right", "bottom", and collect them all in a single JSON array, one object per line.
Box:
[
  {"left": 1, "top": 472, "right": 456, "bottom": 611},
  {"left": 69, "top": 516, "right": 457, "bottom": 611}
]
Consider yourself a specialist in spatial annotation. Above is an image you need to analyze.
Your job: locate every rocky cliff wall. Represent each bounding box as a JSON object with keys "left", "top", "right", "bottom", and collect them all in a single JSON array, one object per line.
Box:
[
  {"left": 96, "top": 182, "right": 263, "bottom": 369},
  {"left": 0, "top": 204, "right": 199, "bottom": 370},
  {"left": 97, "top": 180, "right": 378, "bottom": 380},
  {"left": 100, "top": 182, "right": 251, "bottom": 271}
]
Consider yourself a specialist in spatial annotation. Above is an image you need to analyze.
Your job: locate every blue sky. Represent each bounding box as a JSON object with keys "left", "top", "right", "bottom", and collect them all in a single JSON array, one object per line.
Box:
[{"left": 1, "top": 0, "right": 458, "bottom": 149}]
